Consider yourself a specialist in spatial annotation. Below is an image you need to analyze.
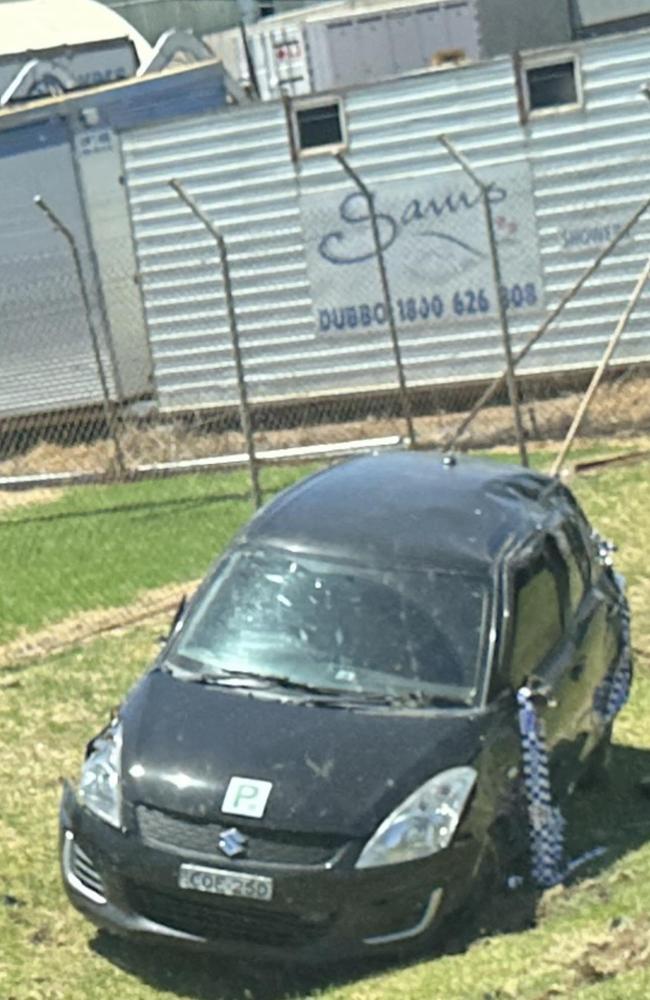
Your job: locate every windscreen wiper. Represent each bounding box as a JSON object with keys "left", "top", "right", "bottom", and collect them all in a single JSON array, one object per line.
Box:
[
  {"left": 162, "top": 663, "right": 471, "bottom": 708},
  {"left": 309, "top": 691, "right": 471, "bottom": 710},
  {"left": 214, "top": 670, "right": 367, "bottom": 699},
  {"left": 209, "top": 671, "right": 452, "bottom": 706},
  {"left": 163, "top": 662, "right": 359, "bottom": 697}
]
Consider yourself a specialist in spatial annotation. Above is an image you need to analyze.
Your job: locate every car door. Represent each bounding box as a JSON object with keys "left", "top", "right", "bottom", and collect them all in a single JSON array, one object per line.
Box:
[
  {"left": 507, "top": 535, "right": 583, "bottom": 796},
  {"left": 551, "top": 512, "right": 621, "bottom": 764}
]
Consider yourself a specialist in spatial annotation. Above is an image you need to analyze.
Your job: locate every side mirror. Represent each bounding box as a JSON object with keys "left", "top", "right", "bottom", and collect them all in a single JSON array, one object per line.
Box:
[
  {"left": 158, "top": 594, "right": 187, "bottom": 647},
  {"left": 527, "top": 675, "right": 558, "bottom": 709}
]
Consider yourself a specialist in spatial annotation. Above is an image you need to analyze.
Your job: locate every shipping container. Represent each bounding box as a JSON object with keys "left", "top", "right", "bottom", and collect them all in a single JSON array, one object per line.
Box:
[{"left": 206, "top": 0, "right": 481, "bottom": 101}]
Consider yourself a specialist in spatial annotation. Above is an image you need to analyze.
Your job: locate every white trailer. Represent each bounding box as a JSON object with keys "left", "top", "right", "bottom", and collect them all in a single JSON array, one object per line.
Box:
[{"left": 207, "top": 0, "right": 481, "bottom": 101}]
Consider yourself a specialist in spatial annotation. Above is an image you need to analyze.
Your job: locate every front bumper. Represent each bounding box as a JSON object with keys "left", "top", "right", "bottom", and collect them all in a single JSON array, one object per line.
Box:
[{"left": 60, "top": 783, "right": 486, "bottom": 961}]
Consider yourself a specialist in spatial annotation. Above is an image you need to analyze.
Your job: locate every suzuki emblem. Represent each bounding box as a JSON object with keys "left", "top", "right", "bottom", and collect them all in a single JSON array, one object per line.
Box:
[{"left": 218, "top": 827, "right": 248, "bottom": 859}]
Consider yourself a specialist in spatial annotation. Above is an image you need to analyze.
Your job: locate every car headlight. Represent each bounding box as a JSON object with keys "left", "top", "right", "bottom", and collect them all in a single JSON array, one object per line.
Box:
[
  {"left": 355, "top": 766, "right": 477, "bottom": 869},
  {"left": 78, "top": 720, "right": 123, "bottom": 829}
]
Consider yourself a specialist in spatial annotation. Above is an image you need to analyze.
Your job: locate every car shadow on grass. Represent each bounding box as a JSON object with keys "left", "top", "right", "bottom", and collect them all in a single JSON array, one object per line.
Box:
[{"left": 90, "top": 742, "right": 650, "bottom": 1000}]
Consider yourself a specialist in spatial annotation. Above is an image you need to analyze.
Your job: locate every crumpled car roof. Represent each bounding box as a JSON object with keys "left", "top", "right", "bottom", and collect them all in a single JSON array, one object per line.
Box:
[{"left": 242, "top": 450, "right": 556, "bottom": 574}]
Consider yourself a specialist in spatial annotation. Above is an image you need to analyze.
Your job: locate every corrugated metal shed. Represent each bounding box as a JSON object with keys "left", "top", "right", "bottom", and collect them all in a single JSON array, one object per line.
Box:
[
  {"left": 297, "top": 57, "right": 537, "bottom": 393},
  {"left": 122, "top": 56, "right": 538, "bottom": 409},
  {"left": 115, "top": 29, "right": 650, "bottom": 413},
  {"left": 525, "top": 29, "right": 650, "bottom": 376},
  {"left": 121, "top": 100, "right": 314, "bottom": 409},
  {"left": 0, "top": 115, "right": 117, "bottom": 417},
  {"left": 0, "top": 62, "right": 229, "bottom": 418}
]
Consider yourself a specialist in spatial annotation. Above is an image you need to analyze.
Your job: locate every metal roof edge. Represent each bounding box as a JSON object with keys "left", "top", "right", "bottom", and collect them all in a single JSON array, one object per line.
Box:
[
  {"left": 517, "top": 20, "right": 650, "bottom": 60},
  {"left": 0, "top": 58, "right": 225, "bottom": 130}
]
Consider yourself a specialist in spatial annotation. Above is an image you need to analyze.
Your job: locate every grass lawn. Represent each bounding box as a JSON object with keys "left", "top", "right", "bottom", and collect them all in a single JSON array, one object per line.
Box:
[
  {"left": 0, "top": 440, "right": 638, "bottom": 646},
  {"left": 0, "top": 463, "right": 320, "bottom": 645},
  {"left": 0, "top": 624, "right": 648, "bottom": 1000},
  {"left": 1, "top": 453, "right": 649, "bottom": 999}
]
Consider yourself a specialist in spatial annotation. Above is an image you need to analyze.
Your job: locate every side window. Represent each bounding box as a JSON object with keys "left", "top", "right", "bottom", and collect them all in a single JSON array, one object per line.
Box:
[
  {"left": 555, "top": 524, "right": 589, "bottom": 614},
  {"left": 509, "top": 543, "right": 566, "bottom": 686},
  {"left": 554, "top": 484, "right": 594, "bottom": 587}
]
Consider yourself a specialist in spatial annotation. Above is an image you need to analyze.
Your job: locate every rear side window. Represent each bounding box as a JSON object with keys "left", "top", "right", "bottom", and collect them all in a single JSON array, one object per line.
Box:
[
  {"left": 553, "top": 484, "right": 594, "bottom": 598},
  {"left": 555, "top": 524, "right": 589, "bottom": 613},
  {"left": 509, "top": 541, "right": 567, "bottom": 686}
]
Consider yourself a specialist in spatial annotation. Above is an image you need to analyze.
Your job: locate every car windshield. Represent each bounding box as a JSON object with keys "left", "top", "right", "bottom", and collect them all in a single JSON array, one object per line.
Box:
[{"left": 167, "top": 547, "right": 490, "bottom": 706}]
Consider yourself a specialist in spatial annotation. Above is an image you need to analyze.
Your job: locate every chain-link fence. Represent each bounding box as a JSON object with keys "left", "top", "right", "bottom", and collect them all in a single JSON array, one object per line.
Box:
[
  {"left": 4, "top": 144, "right": 649, "bottom": 487},
  {"left": 2, "top": 137, "right": 650, "bottom": 661}
]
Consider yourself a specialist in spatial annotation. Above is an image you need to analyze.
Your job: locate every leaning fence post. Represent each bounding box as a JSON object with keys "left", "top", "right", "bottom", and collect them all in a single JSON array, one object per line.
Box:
[
  {"left": 34, "top": 195, "right": 126, "bottom": 477},
  {"left": 169, "top": 179, "right": 262, "bottom": 510},
  {"left": 334, "top": 153, "right": 416, "bottom": 447},
  {"left": 438, "top": 136, "right": 528, "bottom": 467},
  {"left": 444, "top": 195, "right": 650, "bottom": 451},
  {"left": 550, "top": 255, "right": 650, "bottom": 477}
]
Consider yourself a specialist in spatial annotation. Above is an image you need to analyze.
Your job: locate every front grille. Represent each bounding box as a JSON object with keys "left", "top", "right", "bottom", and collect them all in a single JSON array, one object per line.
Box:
[
  {"left": 127, "top": 883, "right": 333, "bottom": 946},
  {"left": 136, "top": 805, "right": 344, "bottom": 866},
  {"left": 70, "top": 842, "right": 105, "bottom": 899}
]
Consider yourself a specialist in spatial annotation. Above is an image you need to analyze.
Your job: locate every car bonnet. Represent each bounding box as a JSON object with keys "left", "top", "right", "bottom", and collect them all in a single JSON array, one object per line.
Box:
[{"left": 120, "top": 669, "right": 486, "bottom": 839}]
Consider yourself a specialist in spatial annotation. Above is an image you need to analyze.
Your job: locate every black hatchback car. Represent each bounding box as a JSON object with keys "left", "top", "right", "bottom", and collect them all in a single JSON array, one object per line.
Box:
[{"left": 60, "top": 451, "right": 631, "bottom": 960}]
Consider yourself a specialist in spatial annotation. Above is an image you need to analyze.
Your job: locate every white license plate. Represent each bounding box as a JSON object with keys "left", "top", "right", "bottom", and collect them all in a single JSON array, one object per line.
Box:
[{"left": 178, "top": 864, "right": 273, "bottom": 902}]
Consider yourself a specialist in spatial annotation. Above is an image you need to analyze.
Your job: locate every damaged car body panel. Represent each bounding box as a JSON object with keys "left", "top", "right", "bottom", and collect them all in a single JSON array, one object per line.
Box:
[{"left": 59, "top": 451, "right": 631, "bottom": 960}]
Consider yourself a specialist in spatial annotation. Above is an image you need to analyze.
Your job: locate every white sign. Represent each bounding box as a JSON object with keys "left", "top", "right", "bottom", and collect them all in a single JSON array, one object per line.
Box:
[
  {"left": 221, "top": 776, "right": 273, "bottom": 819},
  {"left": 300, "top": 162, "right": 545, "bottom": 336}
]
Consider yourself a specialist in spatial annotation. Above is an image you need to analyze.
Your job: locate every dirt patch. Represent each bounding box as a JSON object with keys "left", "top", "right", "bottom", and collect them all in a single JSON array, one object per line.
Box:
[
  {"left": 570, "top": 916, "right": 650, "bottom": 986},
  {"left": 529, "top": 916, "right": 650, "bottom": 999},
  {"left": 0, "top": 488, "right": 65, "bottom": 512},
  {"left": 1, "top": 373, "right": 649, "bottom": 477},
  {"left": 0, "top": 579, "right": 201, "bottom": 670}
]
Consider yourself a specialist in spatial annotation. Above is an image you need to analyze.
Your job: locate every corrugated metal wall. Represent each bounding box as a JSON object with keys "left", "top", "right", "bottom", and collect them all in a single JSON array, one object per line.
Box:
[
  {"left": 122, "top": 56, "right": 534, "bottom": 409},
  {"left": 307, "top": 1, "right": 481, "bottom": 93},
  {"left": 0, "top": 117, "right": 116, "bottom": 418},
  {"left": 0, "top": 63, "right": 229, "bottom": 420},
  {"left": 121, "top": 102, "right": 314, "bottom": 409},
  {"left": 298, "top": 56, "right": 535, "bottom": 392},
  {"left": 121, "top": 31, "right": 650, "bottom": 413},
  {"left": 525, "top": 30, "right": 650, "bottom": 376}
]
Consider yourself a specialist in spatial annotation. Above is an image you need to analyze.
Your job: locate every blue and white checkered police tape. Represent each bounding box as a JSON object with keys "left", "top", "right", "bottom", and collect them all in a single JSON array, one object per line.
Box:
[
  {"left": 515, "top": 573, "right": 632, "bottom": 889},
  {"left": 593, "top": 572, "right": 632, "bottom": 725}
]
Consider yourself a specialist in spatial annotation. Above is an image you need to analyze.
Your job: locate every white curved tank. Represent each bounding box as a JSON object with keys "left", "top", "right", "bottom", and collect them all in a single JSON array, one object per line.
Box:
[{"left": 0, "top": 0, "right": 153, "bottom": 64}]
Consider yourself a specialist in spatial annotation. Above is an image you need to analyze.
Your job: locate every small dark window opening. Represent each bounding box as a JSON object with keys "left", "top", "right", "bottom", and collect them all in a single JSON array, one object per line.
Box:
[
  {"left": 259, "top": 2, "right": 275, "bottom": 18},
  {"left": 527, "top": 61, "right": 578, "bottom": 111},
  {"left": 295, "top": 103, "right": 343, "bottom": 151}
]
